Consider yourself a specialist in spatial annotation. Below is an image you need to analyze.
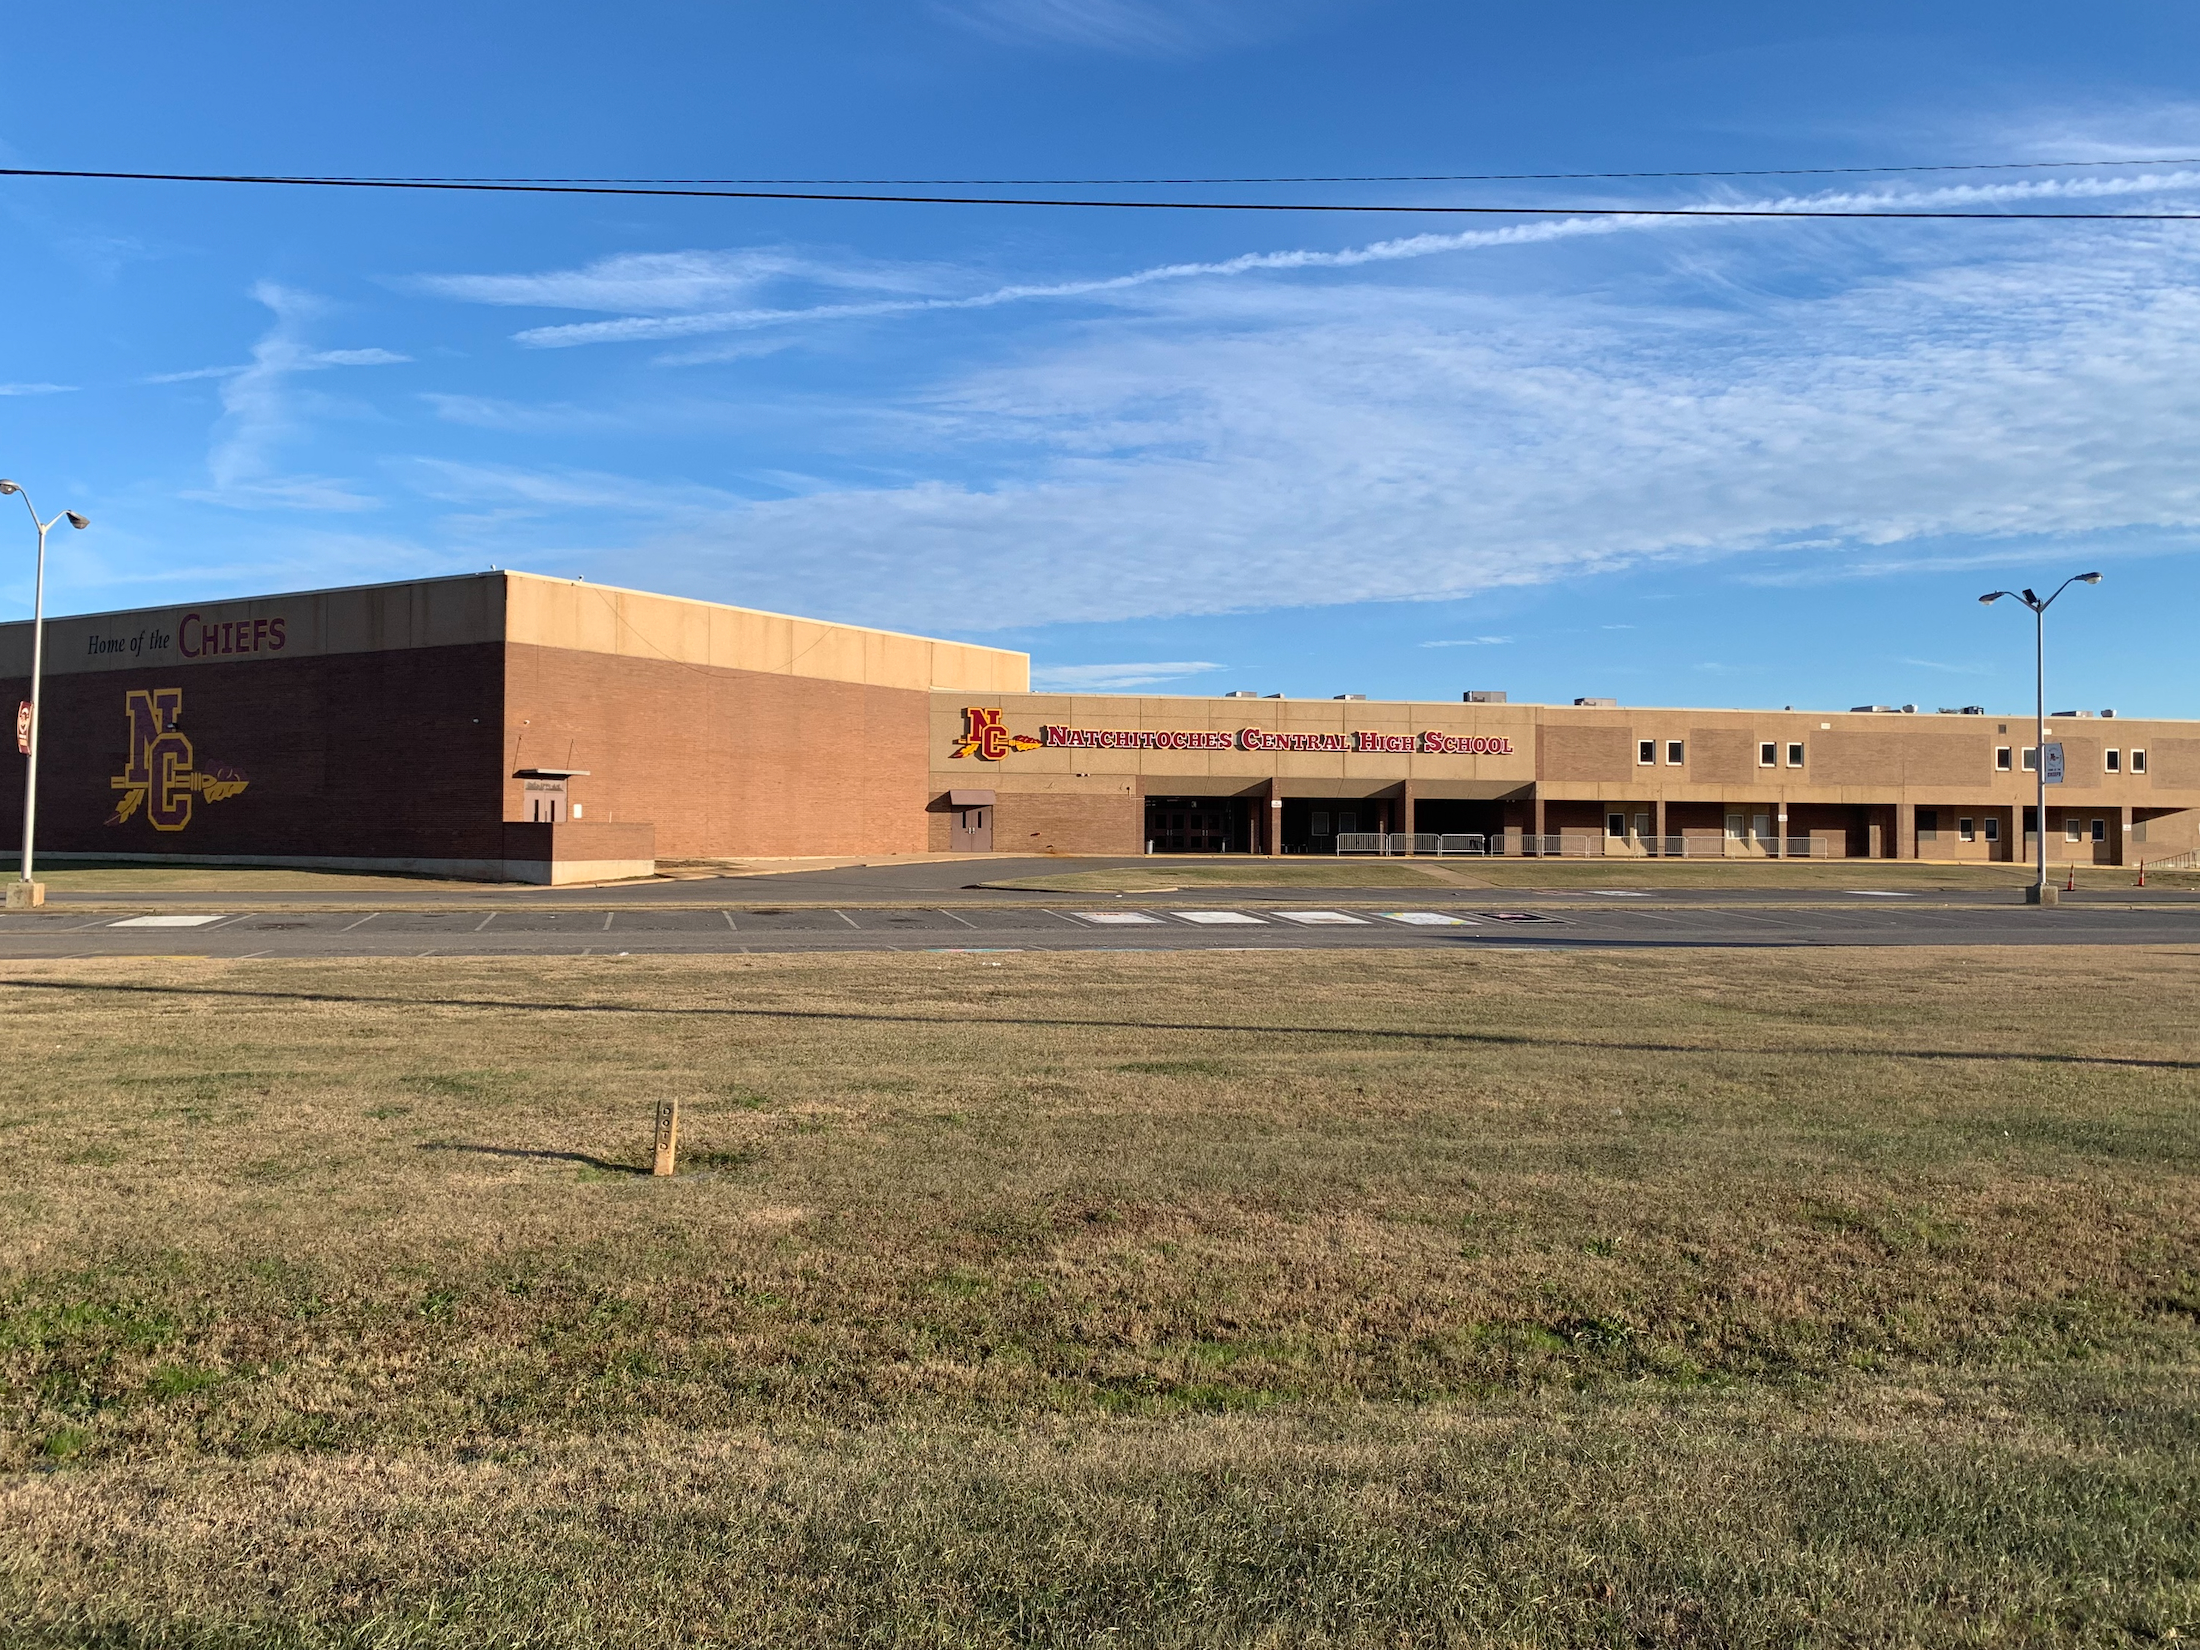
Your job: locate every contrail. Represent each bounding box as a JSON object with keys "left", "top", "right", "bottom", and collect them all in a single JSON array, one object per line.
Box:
[{"left": 510, "top": 169, "right": 2200, "bottom": 352}]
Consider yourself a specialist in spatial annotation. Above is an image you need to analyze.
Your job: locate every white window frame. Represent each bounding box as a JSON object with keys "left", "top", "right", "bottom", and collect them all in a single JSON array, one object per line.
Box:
[
  {"left": 2091, "top": 818, "right": 2106, "bottom": 844},
  {"left": 2064, "top": 817, "right": 2083, "bottom": 843},
  {"left": 2022, "top": 747, "right": 2038, "bottom": 772},
  {"left": 2106, "top": 748, "right": 2121, "bottom": 773},
  {"left": 1665, "top": 739, "right": 1685, "bottom": 766},
  {"left": 1786, "top": 742, "right": 1805, "bottom": 768},
  {"left": 2131, "top": 748, "right": 2148, "bottom": 775},
  {"left": 1606, "top": 812, "right": 1626, "bottom": 838},
  {"left": 1958, "top": 817, "right": 1975, "bottom": 842},
  {"left": 1995, "top": 746, "right": 2012, "bottom": 771},
  {"left": 1758, "top": 742, "right": 1777, "bottom": 768},
  {"left": 1637, "top": 739, "right": 1656, "bottom": 765}
]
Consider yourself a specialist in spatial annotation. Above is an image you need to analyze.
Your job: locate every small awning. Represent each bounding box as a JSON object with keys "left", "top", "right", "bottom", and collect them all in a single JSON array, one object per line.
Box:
[
  {"left": 948, "top": 789, "right": 996, "bottom": 807},
  {"left": 515, "top": 768, "right": 590, "bottom": 779}
]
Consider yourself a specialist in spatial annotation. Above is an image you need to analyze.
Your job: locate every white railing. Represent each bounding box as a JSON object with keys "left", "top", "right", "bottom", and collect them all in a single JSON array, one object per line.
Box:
[{"left": 1333, "top": 833, "right": 1834, "bottom": 858}]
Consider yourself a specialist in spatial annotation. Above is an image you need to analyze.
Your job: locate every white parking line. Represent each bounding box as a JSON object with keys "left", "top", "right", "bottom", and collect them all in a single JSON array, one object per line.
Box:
[
  {"left": 1377, "top": 911, "right": 1473, "bottom": 926},
  {"left": 110, "top": 914, "right": 227, "bottom": 929},
  {"left": 1272, "top": 910, "right": 1369, "bottom": 925},
  {"left": 1170, "top": 911, "right": 1267, "bottom": 925},
  {"left": 1073, "top": 911, "right": 1164, "bottom": 925}
]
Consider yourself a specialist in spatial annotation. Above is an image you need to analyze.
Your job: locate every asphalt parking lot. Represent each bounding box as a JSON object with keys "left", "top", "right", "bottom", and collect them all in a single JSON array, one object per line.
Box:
[{"left": 4, "top": 885, "right": 2196, "bottom": 959}]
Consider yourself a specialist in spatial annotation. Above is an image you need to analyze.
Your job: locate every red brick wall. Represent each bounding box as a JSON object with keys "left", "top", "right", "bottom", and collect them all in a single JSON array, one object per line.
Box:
[{"left": 0, "top": 645, "right": 505, "bottom": 861}]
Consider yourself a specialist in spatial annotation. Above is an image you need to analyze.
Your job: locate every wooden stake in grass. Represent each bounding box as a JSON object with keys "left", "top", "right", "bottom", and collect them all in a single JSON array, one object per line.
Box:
[{"left": 652, "top": 1100, "right": 679, "bottom": 1177}]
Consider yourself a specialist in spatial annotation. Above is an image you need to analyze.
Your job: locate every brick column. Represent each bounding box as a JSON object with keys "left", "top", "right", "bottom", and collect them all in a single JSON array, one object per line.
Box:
[
  {"left": 1533, "top": 794, "right": 1547, "bottom": 853},
  {"left": 1654, "top": 798, "right": 1667, "bottom": 859},
  {"left": 1897, "top": 804, "right": 1917, "bottom": 861},
  {"left": 1268, "top": 781, "right": 1283, "bottom": 858},
  {"left": 2118, "top": 805, "right": 2132, "bottom": 867},
  {"left": 1775, "top": 800, "right": 1788, "bottom": 858}
]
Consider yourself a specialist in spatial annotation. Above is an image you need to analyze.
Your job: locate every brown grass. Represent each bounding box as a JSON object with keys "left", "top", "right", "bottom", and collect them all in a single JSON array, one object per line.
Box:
[{"left": 0, "top": 947, "right": 2195, "bottom": 1645}]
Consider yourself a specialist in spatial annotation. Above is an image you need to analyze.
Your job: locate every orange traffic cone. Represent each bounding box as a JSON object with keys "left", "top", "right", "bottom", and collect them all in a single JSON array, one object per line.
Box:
[
  {"left": 2138, "top": 862, "right": 2146, "bottom": 887},
  {"left": 2066, "top": 867, "right": 2076, "bottom": 892}
]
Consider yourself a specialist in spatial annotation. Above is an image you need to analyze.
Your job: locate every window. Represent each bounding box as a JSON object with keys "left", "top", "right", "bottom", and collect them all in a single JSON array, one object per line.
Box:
[
  {"left": 1665, "top": 740, "right": 1685, "bottom": 766},
  {"left": 2065, "top": 818, "right": 2083, "bottom": 843},
  {"left": 1637, "top": 739, "right": 1656, "bottom": 765},
  {"left": 1336, "top": 811, "right": 1357, "bottom": 836},
  {"left": 1958, "top": 817, "right": 1975, "bottom": 842},
  {"left": 1634, "top": 812, "right": 1651, "bottom": 839},
  {"left": 1995, "top": 746, "right": 2012, "bottom": 771},
  {"left": 2091, "top": 818, "right": 2106, "bottom": 844},
  {"left": 2024, "top": 807, "right": 2039, "bottom": 837},
  {"left": 2132, "top": 748, "right": 2148, "bottom": 775},
  {"left": 1607, "top": 812, "right": 1626, "bottom": 838},
  {"left": 2106, "top": 749, "right": 2121, "bottom": 773},
  {"left": 1786, "top": 742, "right": 1805, "bottom": 767},
  {"left": 1759, "top": 742, "right": 1777, "bottom": 767},
  {"left": 2022, "top": 747, "right": 2038, "bottom": 771},
  {"left": 1310, "top": 811, "right": 1331, "bottom": 837},
  {"left": 1985, "top": 817, "right": 2000, "bottom": 843},
  {"left": 1917, "top": 809, "right": 1939, "bottom": 839}
]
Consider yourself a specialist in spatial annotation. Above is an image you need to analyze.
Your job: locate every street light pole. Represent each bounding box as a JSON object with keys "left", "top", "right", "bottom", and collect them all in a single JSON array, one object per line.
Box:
[
  {"left": 1980, "top": 571, "right": 2101, "bottom": 906},
  {"left": 2, "top": 481, "right": 91, "bottom": 910}
]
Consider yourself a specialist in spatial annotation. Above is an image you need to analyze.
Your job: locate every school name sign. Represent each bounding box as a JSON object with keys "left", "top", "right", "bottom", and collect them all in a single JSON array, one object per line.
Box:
[{"left": 953, "top": 707, "right": 1515, "bottom": 760}]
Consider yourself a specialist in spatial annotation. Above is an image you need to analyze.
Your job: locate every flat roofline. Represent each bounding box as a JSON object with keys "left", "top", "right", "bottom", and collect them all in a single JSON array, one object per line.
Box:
[
  {"left": 945, "top": 687, "right": 2195, "bottom": 722},
  {"left": 0, "top": 566, "right": 1026, "bottom": 667},
  {"left": 500, "top": 569, "right": 1024, "bottom": 664}
]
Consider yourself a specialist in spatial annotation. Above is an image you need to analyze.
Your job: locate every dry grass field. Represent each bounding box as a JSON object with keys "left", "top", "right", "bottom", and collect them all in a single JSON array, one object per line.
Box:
[{"left": 0, "top": 946, "right": 2195, "bottom": 1646}]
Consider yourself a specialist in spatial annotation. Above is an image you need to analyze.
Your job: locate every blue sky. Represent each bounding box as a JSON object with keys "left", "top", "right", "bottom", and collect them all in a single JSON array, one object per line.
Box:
[{"left": 5, "top": 0, "right": 2200, "bottom": 714}]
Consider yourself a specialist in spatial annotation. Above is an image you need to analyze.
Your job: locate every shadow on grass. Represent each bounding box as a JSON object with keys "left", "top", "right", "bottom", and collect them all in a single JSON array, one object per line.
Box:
[
  {"left": 5, "top": 975, "right": 2199, "bottom": 1073},
  {"left": 418, "top": 1142, "right": 646, "bottom": 1175}
]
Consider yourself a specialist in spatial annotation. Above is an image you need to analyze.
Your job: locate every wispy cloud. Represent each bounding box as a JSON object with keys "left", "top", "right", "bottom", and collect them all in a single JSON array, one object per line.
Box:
[
  {"left": 933, "top": 0, "right": 1327, "bottom": 56},
  {"left": 404, "top": 249, "right": 938, "bottom": 314},
  {"left": 1030, "top": 660, "right": 1224, "bottom": 689},
  {"left": 1899, "top": 656, "right": 1993, "bottom": 675},
  {"left": 440, "top": 169, "right": 2200, "bottom": 354},
  {"left": 0, "top": 382, "right": 76, "bottom": 395},
  {"left": 1420, "top": 636, "right": 1512, "bottom": 648},
  {"left": 187, "top": 283, "right": 410, "bottom": 512}
]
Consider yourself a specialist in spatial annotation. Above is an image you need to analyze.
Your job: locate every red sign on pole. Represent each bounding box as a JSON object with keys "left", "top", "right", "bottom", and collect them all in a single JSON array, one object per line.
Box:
[{"left": 14, "top": 701, "right": 28, "bottom": 756}]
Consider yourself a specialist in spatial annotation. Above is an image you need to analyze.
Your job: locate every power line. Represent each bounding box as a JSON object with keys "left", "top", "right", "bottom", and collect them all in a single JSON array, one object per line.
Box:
[
  {"left": 16, "top": 157, "right": 2200, "bottom": 188},
  {"left": 7, "top": 166, "right": 2200, "bottom": 218}
]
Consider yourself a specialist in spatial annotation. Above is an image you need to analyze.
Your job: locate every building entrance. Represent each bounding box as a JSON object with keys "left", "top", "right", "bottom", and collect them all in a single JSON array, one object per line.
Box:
[
  {"left": 946, "top": 789, "right": 995, "bottom": 852},
  {"left": 1146, "top": 797, "right": 1235, "bottom": 853}
]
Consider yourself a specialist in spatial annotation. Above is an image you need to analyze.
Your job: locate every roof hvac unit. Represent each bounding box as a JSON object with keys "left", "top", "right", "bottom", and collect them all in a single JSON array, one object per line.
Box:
[{"left": 1462, "top": 690, "right": 1507, "bottom": 703}]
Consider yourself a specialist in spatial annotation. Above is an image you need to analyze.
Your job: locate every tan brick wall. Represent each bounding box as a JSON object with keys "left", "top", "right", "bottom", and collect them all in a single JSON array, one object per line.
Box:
[{"left": 505, "top": 645, "right": 932, "bottom": 857}]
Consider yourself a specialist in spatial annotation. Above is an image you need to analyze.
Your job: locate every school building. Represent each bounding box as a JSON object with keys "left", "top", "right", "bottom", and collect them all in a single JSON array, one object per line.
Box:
[{"left": 3, "top": 570, "right": 2193, "bottom": 881}]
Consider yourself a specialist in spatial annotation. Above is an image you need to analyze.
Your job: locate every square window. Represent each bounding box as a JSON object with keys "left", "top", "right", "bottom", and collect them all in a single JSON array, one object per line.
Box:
[
  {"left": 1665, "top": 740, "right": 1685, "bottom": 766},
  {"left": 1958, "top": 817, "right": 1975, "bottom": 842},
  {"left": 1607, "top": 813, "right": 1626, "bottom": 838},
  {"left": 1786, "top": 742, "right": 1805, "bottom": 767},
  {"left": 1995, "top": 746, "right": 2012, "bottom": 771},
  {"left": 1916, "top": 809, "right": 1939, "bottom": 839},
  {"left": 2022, "top": 747, "right": 2038, "bottom": 771},
  {"left": 2106, "top": 749, "right": 2121, "bottom": 772},
  {"left": 1637, "top": 739, "right": 1655, "bottom": 765},
  {"left": 1337, "top": 812, "right": 1357, "bottom": 836},
  {"left": 2132, "top": 748, "right": 2148, "bottom": 774},
  {"left": 1985, "top": 817, "right": 2000, "bottom": 842},
  {"left": 2064, "top": 818, "right": 2083, "bottom": 843},
  {"left": 1758, "top": 742, "right": 1777, "bottom": 767},
  {"left": 1311, "top": 811, "right": 1330, "bottom": 836},
  {"left": 2091, "top": 818, "right": 2106, "bottom": 843}
]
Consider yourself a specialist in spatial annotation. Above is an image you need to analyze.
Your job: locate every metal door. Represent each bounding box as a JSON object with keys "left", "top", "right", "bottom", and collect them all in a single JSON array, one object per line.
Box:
[{"left": 951, "top": 806, "right": 992, "bottom": 852}]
